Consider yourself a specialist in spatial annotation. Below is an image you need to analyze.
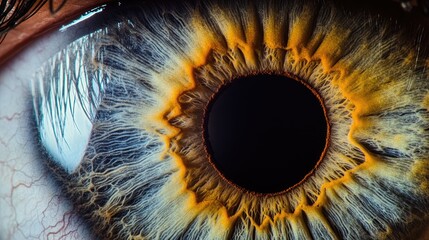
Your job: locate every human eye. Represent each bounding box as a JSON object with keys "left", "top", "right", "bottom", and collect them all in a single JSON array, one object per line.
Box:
[{"left": 2, "top": 0, "right": 429, "bottom": 239}]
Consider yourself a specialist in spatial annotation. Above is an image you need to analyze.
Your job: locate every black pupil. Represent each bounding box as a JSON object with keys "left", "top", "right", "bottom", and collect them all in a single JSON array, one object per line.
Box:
[{"left": 204, "top": 74, "right": 328, "bottom": 194}]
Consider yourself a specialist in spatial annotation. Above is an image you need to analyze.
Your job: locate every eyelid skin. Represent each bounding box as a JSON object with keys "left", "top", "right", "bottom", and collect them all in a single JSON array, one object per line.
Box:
[{"left": 0, "top": 0, "right": 111, "bottom": 66}]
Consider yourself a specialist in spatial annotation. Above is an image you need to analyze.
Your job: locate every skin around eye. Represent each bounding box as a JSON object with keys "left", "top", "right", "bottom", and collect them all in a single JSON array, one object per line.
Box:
[
  {"left": 2, "top": 0, "right": 429, "bottom": 239},
  {"left": 28, "top": 0, "right": 429, "bottom": 239},
  {"left": 0, "top": 0, "right": 110, "bottom": 66}
]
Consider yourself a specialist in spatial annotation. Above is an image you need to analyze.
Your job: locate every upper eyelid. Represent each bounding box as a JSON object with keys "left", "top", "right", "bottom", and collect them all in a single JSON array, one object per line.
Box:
[{"left": 0, "top": 0, "right": 112, "bottom": 67}]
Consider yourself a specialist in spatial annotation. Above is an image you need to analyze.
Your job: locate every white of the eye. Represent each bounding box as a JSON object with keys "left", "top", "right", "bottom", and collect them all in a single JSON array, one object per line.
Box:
[{"left": 0, "top": 11, "right": 103, "bottom": 238}]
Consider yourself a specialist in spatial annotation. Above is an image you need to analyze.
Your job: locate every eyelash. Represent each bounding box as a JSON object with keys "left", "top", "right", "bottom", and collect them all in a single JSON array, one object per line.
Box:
[
  {"left": 30, "top": 0, "right": 429, "bottom": 239},
  {"left": 0, "top": 0, "right": 68, "bottom": 42}
]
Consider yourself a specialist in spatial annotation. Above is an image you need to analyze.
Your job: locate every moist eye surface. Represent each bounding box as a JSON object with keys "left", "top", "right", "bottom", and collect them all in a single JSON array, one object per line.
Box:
[{"left": 31, "top": 0, "right": 429, "bottom": 239}]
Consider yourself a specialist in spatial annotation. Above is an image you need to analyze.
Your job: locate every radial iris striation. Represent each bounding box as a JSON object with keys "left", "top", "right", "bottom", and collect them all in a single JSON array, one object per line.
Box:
[{"left": 32, "top": 0, "right": 429, "bottom": 239}]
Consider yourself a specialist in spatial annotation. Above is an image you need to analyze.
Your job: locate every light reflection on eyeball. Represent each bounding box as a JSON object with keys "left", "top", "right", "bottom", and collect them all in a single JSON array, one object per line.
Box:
[{"left": 31, "top": 0, "right": 429, "bottom": 239}]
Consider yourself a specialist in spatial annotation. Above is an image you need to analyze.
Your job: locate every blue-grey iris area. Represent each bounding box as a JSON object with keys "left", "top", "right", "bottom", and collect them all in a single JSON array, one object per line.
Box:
[
  {"left": 78, "top": 82, "right": 168, "bottom": 205},
  {"left": 88, "top": 86, "right": 161, "bottom": 167},
  {"left": 32, "top": 3, "right": 185, "bottom": 237}
]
